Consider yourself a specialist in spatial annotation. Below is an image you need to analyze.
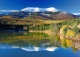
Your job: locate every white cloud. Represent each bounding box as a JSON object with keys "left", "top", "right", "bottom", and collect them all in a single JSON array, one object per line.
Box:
[
  {"left": 21, "top": 7, "right": 58, "bottom": 12},
  {"left": 0, "top": 10, "right": 19, "bottom": 12},
  {"left": 46, "top": 7, "right": 58, "bottom": 12},
  {"left": 72, "top": 13, "right": 80, "bottom": 15}
]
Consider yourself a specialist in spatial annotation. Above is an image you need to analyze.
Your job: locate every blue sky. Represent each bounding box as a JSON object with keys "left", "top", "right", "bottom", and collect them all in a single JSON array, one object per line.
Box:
[{"left": 0, "top": 0, "right": 80, "bottom": 13}]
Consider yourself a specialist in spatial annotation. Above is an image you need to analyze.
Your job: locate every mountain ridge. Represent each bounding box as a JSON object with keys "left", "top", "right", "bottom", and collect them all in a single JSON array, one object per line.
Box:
[{"left": 0, "top": 7, "right": 79, "bottom": 20}]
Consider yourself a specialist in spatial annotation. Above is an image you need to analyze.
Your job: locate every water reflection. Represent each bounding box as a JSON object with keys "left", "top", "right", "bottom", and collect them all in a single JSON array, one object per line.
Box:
[
  {"left": 0, "top": 32, "right": 58, "bottom": 52},
  {"left": 0, "top": 44, "right": 58, "bottom": 52},
  {"left": 0, "top": 32, "right": 79, "bottom": 53}
]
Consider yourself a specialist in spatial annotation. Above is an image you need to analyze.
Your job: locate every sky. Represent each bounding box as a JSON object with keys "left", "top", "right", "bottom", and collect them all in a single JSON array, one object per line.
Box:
[{"left": 0, "top": 0, "right": 80, "bottom": 13}]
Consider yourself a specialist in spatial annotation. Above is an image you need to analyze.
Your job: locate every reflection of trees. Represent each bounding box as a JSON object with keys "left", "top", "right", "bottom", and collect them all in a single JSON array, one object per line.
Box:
[
  {"left": 0, "top": 32, "right": 62, "bottom": 48},
  {"left": 25, "top": 32, "right": 50, "bottom": 37},
  {"left": 61, "top": 38, "right": 67, "bottom": 48},
  {"left": 60, "top": 36, "right": 78, "bottom": 52},
  {"left": 49, "top": 33, "right": 61, "bottom": 47},
  {"left": 61, "top": 38, "right": 73, "bottom": 48},
  {"left": 66, "top": 39, "right": 72, "bottom": 47},
  {"left": 0, "top": 32, "right": 50, "bottom": 47}
]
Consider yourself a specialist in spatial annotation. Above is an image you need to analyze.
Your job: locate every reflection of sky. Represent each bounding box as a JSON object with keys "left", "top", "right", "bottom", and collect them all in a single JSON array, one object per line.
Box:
[{"left": 0, "top": 45, "right": 79, "bottom": 57}]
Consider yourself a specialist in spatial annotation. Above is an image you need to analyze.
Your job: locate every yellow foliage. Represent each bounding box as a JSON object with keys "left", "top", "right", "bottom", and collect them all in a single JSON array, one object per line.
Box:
[
  {"left": 61, "top": 38, "right": 65, "bottom": 44},
  {"left": 66, "top": 29, "right": 75, "bottom": 38},
  {"left": 61, "top": 25, "right": 67, "bottom": 29},
  {"left": 60, "top": 25, "right": 67, "bottom": 36}
]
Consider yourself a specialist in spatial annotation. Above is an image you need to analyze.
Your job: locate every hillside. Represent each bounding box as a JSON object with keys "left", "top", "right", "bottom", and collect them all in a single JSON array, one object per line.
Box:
[
  {"left": 9, "top": 11, "right": 77, "bottom": 20},
  {"left": 0, "top": 10, "right": 78, "bottom": 20},
  {"left": 53, "top": 19, "right": 80, "bottom": 39},
  {"left": 51, "top": 12, "right": 77, "bottom": 19},
  {"left": 0, "top": 10, "right": 79, "bottom": 32}
]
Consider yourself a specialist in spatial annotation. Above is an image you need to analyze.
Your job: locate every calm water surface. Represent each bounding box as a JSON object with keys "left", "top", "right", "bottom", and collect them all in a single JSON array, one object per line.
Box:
[{"left": 0, "top": 32, "right": 80, "bottom": 57}]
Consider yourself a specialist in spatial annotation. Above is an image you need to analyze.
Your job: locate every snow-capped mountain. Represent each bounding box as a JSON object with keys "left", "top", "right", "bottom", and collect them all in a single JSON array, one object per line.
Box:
[
  {"left": 72, "top": 13, "right": 80, "bottom": 15},
  {"left": 0, "top": 7, "right": 79, "bottom": 19},
  {"left": 0, "top": 10, "right": 19, "bottom": 15},
  {"left": 0, "top": 7, "right": 58, "bottom": 14},
  {"left": 21, "top": 7, "right": 58, "bottom": 12},
  {"left": 0, "top": 10, "right": 19, "bottom": 17},
  {"left": 72, "top": 13, "right": 80, "bottom": 17}
]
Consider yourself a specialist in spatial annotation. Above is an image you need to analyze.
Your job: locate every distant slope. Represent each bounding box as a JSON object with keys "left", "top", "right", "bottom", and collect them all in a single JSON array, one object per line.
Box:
[{"left": 51, "top": 12, "right": 77, "bottom": 20}]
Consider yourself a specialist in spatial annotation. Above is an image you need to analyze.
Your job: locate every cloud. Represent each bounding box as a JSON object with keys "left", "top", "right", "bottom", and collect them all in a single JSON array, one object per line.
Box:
[
  {"left": 46, "top": 7, "right": 58, "bottom": 12},
  {"left": 72, "top": 13, "right": 80, "bottom": 15},
  {"left": 21, "top": 7, "right": 58, "bottom": 12},
  {"left": 0, "top": 10, "right": 19, "bottom": 12}
]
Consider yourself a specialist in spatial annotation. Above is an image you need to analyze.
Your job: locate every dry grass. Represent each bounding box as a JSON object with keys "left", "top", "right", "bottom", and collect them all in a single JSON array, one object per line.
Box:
[
  {"left": 29, "top": 30, "right": 53, "bottom": 36},
  {"left": 39, "top": 20, "right": 65, "bottom": 24}
]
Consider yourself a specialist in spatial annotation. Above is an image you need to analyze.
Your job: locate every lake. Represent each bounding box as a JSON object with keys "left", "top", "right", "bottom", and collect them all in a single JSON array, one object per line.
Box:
[{"left": 0, "top": 32, "right": 80, "bottom": 57}]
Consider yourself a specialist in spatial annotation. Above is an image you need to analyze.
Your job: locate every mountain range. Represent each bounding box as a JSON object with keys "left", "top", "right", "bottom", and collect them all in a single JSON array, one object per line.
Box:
[{"left": 0, "top": 7, "right": 79, "bottom": 20}]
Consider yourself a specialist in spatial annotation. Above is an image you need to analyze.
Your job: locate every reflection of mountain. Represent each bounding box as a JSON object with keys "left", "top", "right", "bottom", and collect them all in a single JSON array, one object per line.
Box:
[
  {"left": 22, "top": 46, "right": 58, "bottom": 52},
  {"left": 21, "top": 47, "right": 39, "bottom": 51},
  {"left": 0, "top": 44, "right": 58, "bottom": 52},
  {"left": 0, "top": 44, "right": 19, "bottom": 49},
  {"left": 0, "top": 32, "right": 61, "bottom": 52},
  {"left": 0, "top": 32, "right": 79, "bottom": 52}
]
